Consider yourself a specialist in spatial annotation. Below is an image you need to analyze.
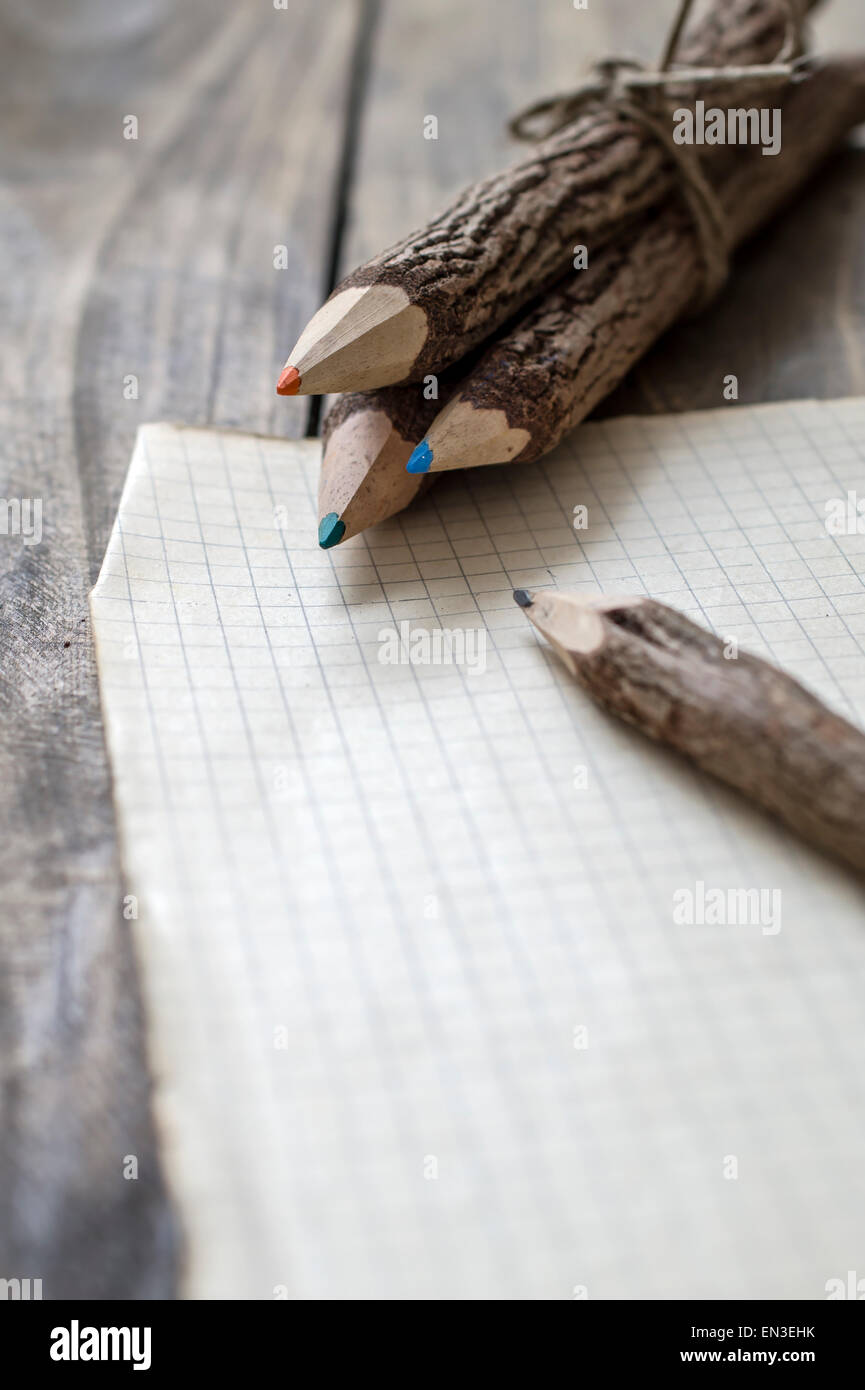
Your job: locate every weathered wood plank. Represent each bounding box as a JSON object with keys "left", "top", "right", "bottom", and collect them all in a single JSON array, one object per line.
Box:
[
  {"left": 3, "top": 0, "right": 864, "bottom": 1300},
  {"left": 0, "top": 0, "right": 359, "bottom": 1297},
  {"left": 339, "top": 0, "right": 638, "bottom": 274},
  {"left": 324, "top": 0, "right": 645, "bottom": 428}
]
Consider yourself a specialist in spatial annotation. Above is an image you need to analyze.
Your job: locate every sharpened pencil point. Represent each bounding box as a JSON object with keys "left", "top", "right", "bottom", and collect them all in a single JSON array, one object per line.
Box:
[
  {"left": 513, "top": 589, "right": 534, "bottom": 608},
  {"left": 318, "top": 513, "right": 346, "bottom": 549},
  {"left": 276, "top": 365, "right": 301, "bottom": 396},
  {"left": 406, "top": 440, "right": 432, "bottom": 474}
]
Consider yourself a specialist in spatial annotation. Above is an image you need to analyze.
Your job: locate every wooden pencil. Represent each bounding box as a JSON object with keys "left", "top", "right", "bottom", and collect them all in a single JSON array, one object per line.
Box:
[
  {"left": 317, "top": 340, "right": 496, "bottom": 546},
  {"left": 277, "top": 0, "right": 812, "bottom": 396},
  {"left": 407, "top": 57, "right": 865, "bottom": 475},
  {"left": 317, "top": 384, "right": 444, "bottom": 547},
  {"left": 514, "top": 588, "right": 865, "bottom": 877}
]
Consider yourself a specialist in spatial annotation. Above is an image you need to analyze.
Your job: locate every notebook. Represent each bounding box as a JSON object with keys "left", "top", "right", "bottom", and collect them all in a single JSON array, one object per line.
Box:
[{"left": 90, "top": 400, "right": 865, "bottom": 1300}]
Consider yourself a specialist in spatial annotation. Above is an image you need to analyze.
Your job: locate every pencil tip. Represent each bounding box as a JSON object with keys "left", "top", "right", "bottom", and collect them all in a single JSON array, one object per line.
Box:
[
  {"left": 513, "top": 589, "right": 534, "bottom": 608},
  {"left": 406, "top": 440, "right": 432, "bottom": 474},
  {"left": 318, "top": 513, "right": 346, "bottom": 550},
  {"left": 276, "top": 365, "right": 301, "bottom": 396}
]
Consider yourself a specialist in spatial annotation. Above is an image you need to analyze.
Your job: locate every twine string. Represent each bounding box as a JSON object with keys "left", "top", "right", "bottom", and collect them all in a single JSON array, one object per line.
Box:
[{"left": 508, "top": 0, "right": 809, "bottom": 310}]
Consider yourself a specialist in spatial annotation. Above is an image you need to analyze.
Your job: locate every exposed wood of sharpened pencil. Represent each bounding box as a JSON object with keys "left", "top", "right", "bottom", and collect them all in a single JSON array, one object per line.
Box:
[
  {"left": 515, "top": 589, "right": 865, "bottom": 878},
  {"left": 414, "top": 57, "right": 865, "bottom": 475},
  {"left": 318, "top": 337, "right": 503, "bottom": 545},
  {"left": 278, "top": 0, "right": 816, "bottom": 395},
  {"left": 317, "top": 384, "right": 446, "bottom": 547}
]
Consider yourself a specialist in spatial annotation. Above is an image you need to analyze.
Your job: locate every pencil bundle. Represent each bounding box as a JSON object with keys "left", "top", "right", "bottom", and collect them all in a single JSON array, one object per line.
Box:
[{"left": 276, "top": 0, "right": 865, "bottom": 549}]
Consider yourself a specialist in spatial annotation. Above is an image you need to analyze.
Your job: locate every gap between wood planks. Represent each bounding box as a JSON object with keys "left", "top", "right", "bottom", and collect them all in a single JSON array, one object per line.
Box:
[{"left": 306, "top": 0, "right": 382, "bottom": 439}]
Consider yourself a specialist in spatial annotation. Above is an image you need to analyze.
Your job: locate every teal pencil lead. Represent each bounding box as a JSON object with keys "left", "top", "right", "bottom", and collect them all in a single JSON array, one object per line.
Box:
[{"left": 318, "top": 512, "right": 346, "bottom": 549}]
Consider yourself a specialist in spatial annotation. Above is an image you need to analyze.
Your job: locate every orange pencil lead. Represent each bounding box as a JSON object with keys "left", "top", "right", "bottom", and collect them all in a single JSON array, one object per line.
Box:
[{"left": 276, "top": 365, "right": 301, "bottom": 396}]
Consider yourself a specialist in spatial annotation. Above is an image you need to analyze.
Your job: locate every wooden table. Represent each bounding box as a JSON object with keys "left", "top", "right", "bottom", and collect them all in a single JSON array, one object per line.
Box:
[{"left": 1, "top": 0, "right": 863, "bottom": 1298}]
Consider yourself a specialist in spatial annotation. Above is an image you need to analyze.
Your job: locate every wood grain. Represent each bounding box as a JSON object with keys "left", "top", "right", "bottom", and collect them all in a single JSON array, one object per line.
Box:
[
  {"left": 0, "top": 0, "right": 359, "bottom": 1298},
  {"left": 337, "top": 0, "right": 619, "bottom": 273},
  {"left": 2, "top": 0, "right": 865, "bottom": 1301}
]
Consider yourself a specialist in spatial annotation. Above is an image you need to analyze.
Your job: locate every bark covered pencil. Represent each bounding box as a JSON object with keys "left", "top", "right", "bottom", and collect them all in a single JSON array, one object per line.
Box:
[{"left": 278, "top": 0, "right": 811, "bottom": 398}]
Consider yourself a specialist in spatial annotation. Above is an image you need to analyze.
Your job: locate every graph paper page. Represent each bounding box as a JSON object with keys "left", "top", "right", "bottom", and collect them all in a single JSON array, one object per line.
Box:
[{"left": 90, "top": 403, "right": 865, "bottom": 1299}]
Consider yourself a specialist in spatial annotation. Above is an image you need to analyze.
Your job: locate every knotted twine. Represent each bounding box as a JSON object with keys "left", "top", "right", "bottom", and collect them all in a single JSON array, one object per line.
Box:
[{"left": 509, "top": 0, "right": 811, "bottom": 310}]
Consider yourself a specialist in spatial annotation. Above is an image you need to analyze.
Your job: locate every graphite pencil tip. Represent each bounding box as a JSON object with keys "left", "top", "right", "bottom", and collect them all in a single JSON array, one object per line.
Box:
[
  {"left": 513, "top": 589, "right": 534, "bottom": 608},
  {"left": 318, "top": 513, "right": 346, "bottom": 549},
  {"left": 406, "top": 440, "right": 432, "bottom": 474},
  {"left": 276, "top": 365, "right": 301, "bottom": 396}
]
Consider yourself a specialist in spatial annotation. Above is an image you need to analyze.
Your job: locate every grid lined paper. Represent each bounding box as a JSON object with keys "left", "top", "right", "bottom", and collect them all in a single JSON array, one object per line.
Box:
[{"left": 90, "top": 402, "right": 865, "bottom": 1299}]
